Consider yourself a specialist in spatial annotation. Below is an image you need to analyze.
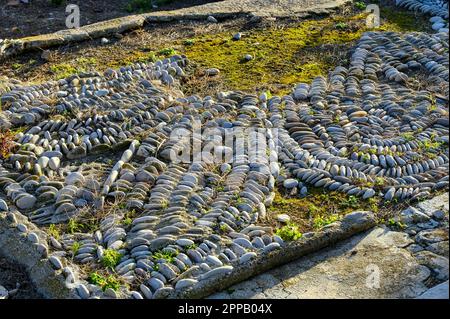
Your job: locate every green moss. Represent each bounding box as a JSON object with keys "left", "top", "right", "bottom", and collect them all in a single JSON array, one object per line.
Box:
[
  {"left": 270, "top": 188, "right": 382, "bottom": 230},
  {"left": 174, "top": 10, "right": 426, "bottom": 94},
  {"left": 50, "top": 57, "right": 98, "bottom": 79},
  {"left": 158, "top": 47, "right": 177, "bottom": 57}
]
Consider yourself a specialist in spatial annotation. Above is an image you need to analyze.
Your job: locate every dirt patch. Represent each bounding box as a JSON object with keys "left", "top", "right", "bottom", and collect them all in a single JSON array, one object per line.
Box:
[
  {"left": 0, "top": 255, "right": 42, "bottom": 299},
  {"left": 0, "top": 0, "right": 221, "bottom": 39}
]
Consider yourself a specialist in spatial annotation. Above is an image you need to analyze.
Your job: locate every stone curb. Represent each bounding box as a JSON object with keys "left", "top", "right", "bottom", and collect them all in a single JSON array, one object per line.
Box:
[
  {"left": 0, "top": 1, "right": 349, "bottom": 60},
  {"left": 0, "top": 209, "right": 80, "bottom": 298},
  {"left": 169, "top": 211, "right": 377, "bottom": 299}
]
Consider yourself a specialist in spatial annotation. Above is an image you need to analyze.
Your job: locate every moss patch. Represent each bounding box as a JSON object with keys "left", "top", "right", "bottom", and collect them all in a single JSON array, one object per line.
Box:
[
  {"left": 50, "top": 57, "right": 98, "bottom": 79},
  {"left": 267, "top": 188, "right": 382, "bottom": 232},
  {"left": 176, "top": 11, "right": 427, "bottom": 94}
]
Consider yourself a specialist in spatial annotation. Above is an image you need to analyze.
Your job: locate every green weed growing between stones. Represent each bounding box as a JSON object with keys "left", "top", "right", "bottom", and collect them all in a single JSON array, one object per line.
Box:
[
  {"left": 151, "top": 250, "right": 178, "bottom": 263},
  {"left": 47, "top": 224, "right": 61, "bottom": 240},
  {"left": 354, "top": 1, "right": 366, "bottom": 10},
  {"left": 88, "top": 272, "right": 121, "bottom": 291},
  {"left": 313, "top": 214, "right": 340, "bottom": 230},
  {"left": 275, "top": 223, "right": 303, "bottom": 241},
  {"left": 71, "top": 242, "right": 81, "bottom": 257},
  {"left": 101, "top": 249, "right": 122, "bottom": 269}
]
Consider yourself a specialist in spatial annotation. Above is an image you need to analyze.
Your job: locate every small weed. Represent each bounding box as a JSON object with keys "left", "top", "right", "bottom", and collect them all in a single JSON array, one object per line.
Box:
[
  {"left": 313, "top": 214, "right": 340, "bottom": 229},
  {"left": 123, "top": 209, "right": 136, "bottom": 227},
  {"left": 275, "top": 223, "right": 302, "bottom": 241},
  {"left": 184, "top": 39, "right": 195, "bottom": 46},
  {"left": 307, "top": 203, "right": 321, "bottom": 215},
  {"left": 101, "top": 249, "right": 122, "bottom": 269},
  {"left": 67, "top": 219, "right": 82, "bottom": 234},
  {"left": 374, "top": 177, "right": 386, "bottom": 187},
  {"left": 47, "top": 224, "right": 61, "bottom": 240},
  {"left": 343, "top": 195, "right": 360, "bottom": 209},
  {"left": 387, "top": 218, "right": 406, "bottom": 230},
  {"left": 185, "top": 244, "right": 198, "bottom": 250},
  {"left": 71, "top": 242, "right": 81, "bottom": 257},
  {"left": 235, "top": 196, "right": 246, "bottom": 205},
  {"left": 354, "top": 1, "right": 366, "bottom": 10},
  {"left": 88, "top": 272, "right": 121, "bottom": 291},
  {"left": 418, "top": 138, "right": 443, "bottom": 153},
  {"left": 161, "top": 199, "right": 169, "bottom": 209},
  {"left": 158, "top": 47, "right": 177, "bottom": 57},
  {"left": 151, "top": 250, "right": 178, "bottom": 263},
  {"left": 335, "top": 22, "right": 348, "bottom": 30},
  {"left": 427, "top": 104, "right": 437, "bottom": 112},
  {"left": 368, "top": 197, "right": 380, "bottom": 213},
  {"left": 219, "top": 224, "right": 229, "bottom": 233},
  {"left": 11, "top": 63, "right": 23, "bottom": 71},
  {"left": 361, "top": 153, "right": 371, "bottom": 162},
  {"left": 152, "top": 250, "right": 178, "bottom": 263},
  {"left": 400, "top": 132, "right": 415, "bottom": 141},
  {"left": 123, "top": 217, "right": 133, "bottom": 226},
  {"left": 333, "top": 114, "right": 340, "bottom": 123}
]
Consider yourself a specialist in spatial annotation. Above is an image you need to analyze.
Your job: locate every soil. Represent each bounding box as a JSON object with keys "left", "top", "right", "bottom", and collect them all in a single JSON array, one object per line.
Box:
[
  {"left": 0, "top": 255, "right": 42, "bottom": 299},
  {"left": 0, "top": 0, "right": 221, "bottom": 39}
]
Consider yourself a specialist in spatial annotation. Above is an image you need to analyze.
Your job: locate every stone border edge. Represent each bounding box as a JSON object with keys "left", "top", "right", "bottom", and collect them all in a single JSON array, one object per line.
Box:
[
  {"left": 0, "top": 209, "right": 80, "bottom": 299},
  {"left": 0, "top": 2, "right": 349, "bottom": 60},
  {"left": 170, "top": 211, "right": 377, "bottom": 299}
]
